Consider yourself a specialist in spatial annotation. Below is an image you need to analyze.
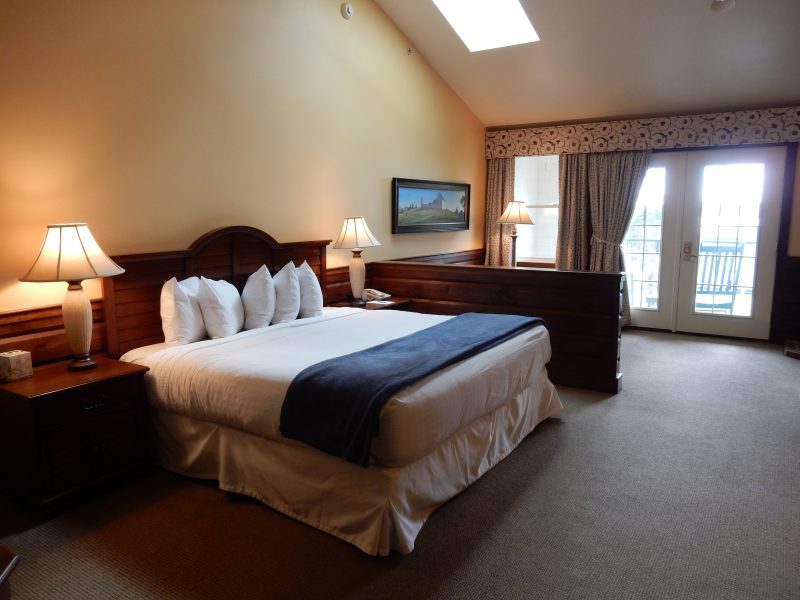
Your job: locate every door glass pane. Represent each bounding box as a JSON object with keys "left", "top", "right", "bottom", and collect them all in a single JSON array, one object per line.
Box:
[
  {"left": 694, "top": 163, "right": 764, "bottom": 317},
  {"left": 623, "top": 167, "right": 665, "bottom": 310}
]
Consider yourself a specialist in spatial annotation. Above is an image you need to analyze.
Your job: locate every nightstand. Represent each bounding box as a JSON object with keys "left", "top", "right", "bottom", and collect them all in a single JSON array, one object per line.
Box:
[
  {"left": 0, "top": 356, "right": 149, "bottom": 506},
  {"left": 329, "top": 297, "right": 413, "bottom": 311}
]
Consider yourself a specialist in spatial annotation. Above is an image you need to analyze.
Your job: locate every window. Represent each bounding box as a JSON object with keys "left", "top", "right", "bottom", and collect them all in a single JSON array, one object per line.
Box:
[
  {"left": 513, "top": 155, "right": 559, "bottom": 261},
  {"left": 622, "top": 167, "right": 665, "bottom": 310}
]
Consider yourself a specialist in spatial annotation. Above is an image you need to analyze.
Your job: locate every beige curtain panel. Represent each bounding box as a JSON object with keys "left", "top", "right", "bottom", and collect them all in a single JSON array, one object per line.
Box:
[
  {"left": 588, "top": 150, "right": 651, "bottom": 323},
  {"left": 484, "top": 158, "right": 515, "bottom": 267},
  {"left": 555, "top": 153, "right": 591, "bottom": 271},
  {"left": 555, "top": 150, "right": 651, "bottom": 324},
  {"left": 588, "top": 151, "right": 651, "bottom": 272}
]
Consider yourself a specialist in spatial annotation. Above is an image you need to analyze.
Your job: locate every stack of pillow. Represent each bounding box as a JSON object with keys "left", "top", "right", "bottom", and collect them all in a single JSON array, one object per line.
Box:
[{"left": 160, "top": 261, "right": 324, "bottom": 344}]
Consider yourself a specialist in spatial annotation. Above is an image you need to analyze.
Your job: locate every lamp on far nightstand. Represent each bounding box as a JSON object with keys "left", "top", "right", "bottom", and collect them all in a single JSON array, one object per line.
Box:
[
  {"left": 332, "top": 216, "right": 381, "bottom": 304},
  {"left": 497, "top": 200, "right": 534, "bottom": 268},
  {"left": 21, "top": 223, "right": 125, "bottom": 371}
]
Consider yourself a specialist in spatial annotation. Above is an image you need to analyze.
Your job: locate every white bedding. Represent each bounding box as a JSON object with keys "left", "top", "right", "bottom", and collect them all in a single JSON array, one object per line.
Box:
[
  {"left": 122, "top": 307, "right": 563, "bottom": 554},
  {"left": 123, "top": 307, "right": 553, "bottom": 467}
]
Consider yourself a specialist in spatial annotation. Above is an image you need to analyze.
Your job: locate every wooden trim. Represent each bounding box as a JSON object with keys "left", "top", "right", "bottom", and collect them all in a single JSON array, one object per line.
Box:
[
  {"left": 0, "top": 300, "right": 105, "bottom": 365},
  {"left": 517, "top": 259, "right": 556, "bottom": 268},
  {"left": 103, "top": 226, "right": 331, "bottom": 358},
  {"left": 393, "top": 249, "right": 485, "bottom": 265},
  {"left": 770, "top": 256, "right": 800, "bottom": 344},
  {"left": 326, "top": 249, "right": 487, "bottom": 304},
  {"left": 0, "top": 304, "right": 67, "bottom": 338},
  {"left": 368, "top": 262, "right": 624, "bottom": 393},
  {"left": 325, "top": 265, "right": 351, "bottom": 304},
  {"left": 770, "top": 143, "right": 799, "bottom": 344},
  {"left": 2, "top": 247, "right": 485, "bottom": 360}
]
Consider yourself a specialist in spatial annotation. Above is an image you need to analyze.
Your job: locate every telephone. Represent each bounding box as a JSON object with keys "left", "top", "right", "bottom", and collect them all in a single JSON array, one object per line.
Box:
[{"left": 363, "top": 288, "right": 391, "bottom": 301}]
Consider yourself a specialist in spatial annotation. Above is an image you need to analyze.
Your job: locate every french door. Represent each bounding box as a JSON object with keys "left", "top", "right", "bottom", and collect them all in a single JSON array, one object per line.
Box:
[{"left": 623, "top": 146, "right": 786, "bottom": 339}]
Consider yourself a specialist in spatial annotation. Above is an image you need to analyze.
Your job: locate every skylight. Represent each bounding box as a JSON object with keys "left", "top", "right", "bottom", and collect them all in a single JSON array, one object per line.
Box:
[{"left": 431, "top": 0, "right": 539, "bottom": 53}]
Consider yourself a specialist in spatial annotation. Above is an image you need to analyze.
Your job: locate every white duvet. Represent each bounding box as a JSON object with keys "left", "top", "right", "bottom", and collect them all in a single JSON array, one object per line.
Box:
[{"left": 122, "top": 307, "right": 553, "bottom": 467}]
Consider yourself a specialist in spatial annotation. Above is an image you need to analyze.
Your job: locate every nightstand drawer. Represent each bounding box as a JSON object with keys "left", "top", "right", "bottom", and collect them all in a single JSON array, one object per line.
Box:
[
  {"left": 40, "top": 407, "right": 145, "bottom": 494},
  {"left": 34, "top": 377, "right": 141, "bottom": 429},
  {"left": 0, "top": 356, "right": 149, "bottom": 505}
]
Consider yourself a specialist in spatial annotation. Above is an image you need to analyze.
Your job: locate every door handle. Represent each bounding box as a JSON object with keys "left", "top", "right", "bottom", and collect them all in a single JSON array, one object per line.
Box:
[{"left": 681, "top": 241, "right": 698, "bottom": 262}]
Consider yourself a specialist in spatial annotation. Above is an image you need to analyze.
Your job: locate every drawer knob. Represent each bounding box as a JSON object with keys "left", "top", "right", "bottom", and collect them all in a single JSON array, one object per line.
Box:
[{"left": 82, "top": 394, "right": 108, "bottom": 411}]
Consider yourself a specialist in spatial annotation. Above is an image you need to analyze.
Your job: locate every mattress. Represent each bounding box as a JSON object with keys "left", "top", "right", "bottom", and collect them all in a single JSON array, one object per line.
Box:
[{"left": 122, "top": 307, "right": 554, "bottom": 467}]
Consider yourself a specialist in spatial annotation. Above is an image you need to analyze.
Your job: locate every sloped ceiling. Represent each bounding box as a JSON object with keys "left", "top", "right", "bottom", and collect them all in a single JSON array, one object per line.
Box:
[{"left": 374, "top": 0, "right": 800, "bottom": 128}]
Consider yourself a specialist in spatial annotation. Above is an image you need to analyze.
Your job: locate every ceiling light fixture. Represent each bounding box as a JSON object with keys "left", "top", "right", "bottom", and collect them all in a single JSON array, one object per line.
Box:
[
  {"left": 431, "top": 0, "right": 539, "bottom": 53},
  {"left": 710, "top": 0, "right": 735, "bottom": 13}
]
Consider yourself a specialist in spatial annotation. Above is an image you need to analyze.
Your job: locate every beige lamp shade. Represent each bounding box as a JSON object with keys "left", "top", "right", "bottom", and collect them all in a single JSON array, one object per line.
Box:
[
  {"left": 332, "top": 216, "right": 381, "bottom": 250},
  {"left": 497, "top": 201, "right": 534, "bottom": 225},
  {"left": 21, "top": 223, "right": 124, "bottom": 371},
  {"left": 332, "top": 217, "right": 380, "bottom": 304},
  {"left": 497, "top": 201, "right": 533, "bottom": 268},
  {"left": 21, "top": 223, "right": 125, "bottom": 283}
]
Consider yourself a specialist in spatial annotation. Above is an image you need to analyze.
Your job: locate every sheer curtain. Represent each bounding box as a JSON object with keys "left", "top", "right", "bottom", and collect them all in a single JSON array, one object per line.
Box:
[
  {"left": 555, "top": 150, "right": 650, "bottom": 323},
  {"left": 484, "top": 158, "right": 515, "bottom": 266}
]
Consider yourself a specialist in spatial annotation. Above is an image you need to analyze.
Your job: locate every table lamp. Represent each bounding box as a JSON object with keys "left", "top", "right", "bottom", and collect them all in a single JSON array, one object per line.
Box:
[
  {"left": 332, "top": 217, "right": 381, "bottom": 304},
  {"left": 21, "top": 223, "right": 125, "bottom": 370},
  {"left": 497, "top": 201, "right": 534, "bottom": 267}
]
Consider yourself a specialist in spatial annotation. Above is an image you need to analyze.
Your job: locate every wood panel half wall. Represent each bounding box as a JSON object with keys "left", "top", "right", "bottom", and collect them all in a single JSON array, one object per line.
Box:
[
  {"left": 0, "top": 300, "right": 105, "bottom": 365},
  {"left": 395, "top": 248, "right": 485, "bottom": 265},
  {"left": 0, "top": 248, "right": 481, "bottom": 362},
  {"left": 368, "top": 262, "right": 624, "bottom": 393},
  {"left": 326, "top": 249, "right": 485, "bottom": 304}
]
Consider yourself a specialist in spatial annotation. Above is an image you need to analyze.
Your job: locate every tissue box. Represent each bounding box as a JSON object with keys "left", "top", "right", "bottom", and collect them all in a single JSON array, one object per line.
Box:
[{"left": 0, "top": 350, "right": 33, "bottom": 382}]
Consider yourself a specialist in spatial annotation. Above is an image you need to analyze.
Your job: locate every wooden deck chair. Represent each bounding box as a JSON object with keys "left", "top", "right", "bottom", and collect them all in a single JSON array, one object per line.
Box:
[{"left": 694, "top": 241, "right": 744, "bottom": 314}]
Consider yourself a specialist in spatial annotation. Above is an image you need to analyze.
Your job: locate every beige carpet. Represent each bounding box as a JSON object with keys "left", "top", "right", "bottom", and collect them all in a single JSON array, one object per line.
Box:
[{"left": 2, "top": 330, "right": 799, "bottom": 599}]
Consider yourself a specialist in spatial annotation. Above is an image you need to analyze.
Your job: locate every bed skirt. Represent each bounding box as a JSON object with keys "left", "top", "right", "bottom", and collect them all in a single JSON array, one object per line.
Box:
[{"left": 150, "top": 371, "right": 562, "bottom": 556}]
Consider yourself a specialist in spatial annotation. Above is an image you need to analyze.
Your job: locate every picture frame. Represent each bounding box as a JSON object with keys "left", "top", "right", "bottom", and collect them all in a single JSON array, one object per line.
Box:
[{"left": 392, "top": 178, "right": 470, "bottom": 234}]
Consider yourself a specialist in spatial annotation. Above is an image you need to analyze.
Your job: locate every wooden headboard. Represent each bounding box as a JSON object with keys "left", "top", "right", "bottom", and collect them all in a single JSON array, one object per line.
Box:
[{"left": 102, "top": 226, "right": 331, "bottom": 358}]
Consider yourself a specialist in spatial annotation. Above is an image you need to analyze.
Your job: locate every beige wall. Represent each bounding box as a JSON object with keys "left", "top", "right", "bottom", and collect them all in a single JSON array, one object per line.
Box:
[{"left": 0, "top": 0, "right": 486, "bottom": 312}]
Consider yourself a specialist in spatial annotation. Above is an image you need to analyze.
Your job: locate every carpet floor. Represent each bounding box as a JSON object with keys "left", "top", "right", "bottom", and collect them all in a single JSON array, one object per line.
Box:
[{"left": 1, "top": 330, "right": 798, "bottom": 599}]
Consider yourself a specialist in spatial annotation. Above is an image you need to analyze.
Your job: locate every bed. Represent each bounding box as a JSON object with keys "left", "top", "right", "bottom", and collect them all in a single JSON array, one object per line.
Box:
[{"left": 102, "top": 226, "right": 562, "bottom": 555}]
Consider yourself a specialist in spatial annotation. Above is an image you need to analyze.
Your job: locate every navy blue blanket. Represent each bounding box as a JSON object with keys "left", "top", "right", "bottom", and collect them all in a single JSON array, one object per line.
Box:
[{"left": 279, "top": 312, "right": 545, "bottom": 466}]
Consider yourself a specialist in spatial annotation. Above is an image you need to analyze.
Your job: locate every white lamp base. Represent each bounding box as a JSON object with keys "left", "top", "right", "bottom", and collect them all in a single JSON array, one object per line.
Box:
[
  {"left": 349, "top": 249, "right": 366, "bottom": 304},
  {"left": 62, "top": 282, "right": 96, "bottom": 370}
]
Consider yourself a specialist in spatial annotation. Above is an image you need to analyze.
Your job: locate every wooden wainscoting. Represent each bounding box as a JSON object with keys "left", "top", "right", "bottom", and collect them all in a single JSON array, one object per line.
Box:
[
  {"left": 770, "top": 255, "right": 800, "bottom": 344},
  {"left": 0, "top": 301, "right": 105, "bottom": 365},
  {"left": 0, "top": 249, "right": 481, "bottom": 362},
  {"left": 327, "top": 249, "right": 486, "bottom": 304},
  {"left": 394, "top": 248, "right": 485, "bottom": 265},
  {"left": 325, "top": 266, "right": 352, "bottom": 305},
  {"left": 368, "top": 262, "right": 624, "bottom": 393}
]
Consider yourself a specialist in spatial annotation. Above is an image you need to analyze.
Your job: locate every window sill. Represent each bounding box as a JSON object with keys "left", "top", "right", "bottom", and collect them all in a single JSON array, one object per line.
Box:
[{"left": 517, "top": 259, "right": 556, "bottom": 268}]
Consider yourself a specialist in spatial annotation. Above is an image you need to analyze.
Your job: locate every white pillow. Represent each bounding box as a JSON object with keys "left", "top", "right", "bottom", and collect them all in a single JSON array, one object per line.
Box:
[
  {"left": 241, "top": 265, "right": 276, "bottom": 330},
  {"left": 160, "top": 276, "right": 206, "bottom": 344},
  {"left": 297, "top": 261, "right": 324, "bottom": 318},
  {"left": 197, "top": 277, "right": 244, "bottom": 339},
  {"left": 271, "top": 262, "right": 301, "bottom": 324}
]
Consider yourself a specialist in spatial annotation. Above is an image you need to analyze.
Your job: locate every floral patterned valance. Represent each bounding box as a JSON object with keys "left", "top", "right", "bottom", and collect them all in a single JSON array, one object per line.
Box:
[{"left": 485, "top": 106, "right": 800, "bottom": 159}]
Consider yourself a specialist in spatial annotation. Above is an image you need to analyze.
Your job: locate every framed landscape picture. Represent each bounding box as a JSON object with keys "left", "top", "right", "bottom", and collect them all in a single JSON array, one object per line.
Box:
[{"left": 392, "top": 178, "right": 470, "bottom": 234}]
